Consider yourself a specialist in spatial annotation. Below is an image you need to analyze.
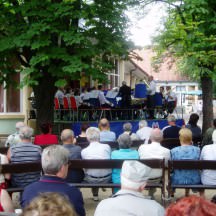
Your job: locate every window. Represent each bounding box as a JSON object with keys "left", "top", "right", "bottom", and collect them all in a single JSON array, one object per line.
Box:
[
  {"left": 0, "top": 74, "right": 21, "bottom": 113},
  {"left": 106, "top": 59, "right": 120, "bottom": 89},
  {"left": 176, "top": 85, "right": 186, "bottom": 92}
]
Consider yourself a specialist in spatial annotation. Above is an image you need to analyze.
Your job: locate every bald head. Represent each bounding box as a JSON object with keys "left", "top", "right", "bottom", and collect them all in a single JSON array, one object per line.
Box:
[
  {"left": 99, "top": 118, "right": 109, "bottom": 130},
  {"left": 15, "top": 122, "right": 26, "bottom": 132},
  {"left": 150, "top": 128, "right": 163, "bottom": 143},
  {"left": 61, "top": 129, "right": 74, "bottom": 144}
]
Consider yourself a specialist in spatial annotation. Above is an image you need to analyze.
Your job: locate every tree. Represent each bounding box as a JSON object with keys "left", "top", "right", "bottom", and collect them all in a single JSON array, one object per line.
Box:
[
  {"left": 149, "top": 0, "right": 216, "bottom": 132},
  {"left": 0, "top": 0, "right": 131, "bottom": 124}
]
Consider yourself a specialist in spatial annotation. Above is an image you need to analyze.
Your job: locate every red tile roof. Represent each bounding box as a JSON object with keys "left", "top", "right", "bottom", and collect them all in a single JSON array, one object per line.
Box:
[{"left": 130, "top": 48, "right": 190, "bottom": 82}]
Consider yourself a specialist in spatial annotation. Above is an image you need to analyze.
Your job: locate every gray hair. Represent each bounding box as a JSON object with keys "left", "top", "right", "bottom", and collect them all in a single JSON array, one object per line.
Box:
[
  {"left": 122, "top": 81, "right": 126, "bottom": 85},
  {"left": 123, "top": 122, "right": 132, "bottom": 132},
  {"left": 61, "top": 129, "right": 74, "bottom": 142},
  {"left": 150, "top": 129, "right": 163, "bottom": 143},
  {"left": 86, "top": 127, "right": 100, "bottom": 142},
  {"left": 15, "top": 122, "right": 26, "bottom": 132},
  {"left": 167, "top": 115, "right": 176, "bottom": 122},
  {"left": 19, "top": 126, "right": 34, "bottom": 140},
  {"left": 42, "top": 145, "right": 69, "bottom": 175},
  {"left": 118, "top": 133, "right": 132, "bottom": 149},
  {"left": 139, "top": 120, "right": 147, "bottom": 128}
]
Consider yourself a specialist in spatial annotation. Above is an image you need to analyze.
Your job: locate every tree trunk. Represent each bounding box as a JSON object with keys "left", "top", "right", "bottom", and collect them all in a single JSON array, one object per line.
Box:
[
  {"left": 33, "top": 72, "right": 56, "bottom": 128},
  {"left": 201, "top": 75, "right": 213, "bottom": 133}
]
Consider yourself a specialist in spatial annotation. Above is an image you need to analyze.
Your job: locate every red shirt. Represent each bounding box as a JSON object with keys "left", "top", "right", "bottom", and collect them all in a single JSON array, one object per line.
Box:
[
  {"left": 0, "top": 189, "right": 4, "bottom": 212},
  {"left": 34, "top": 134, "right": 58, "bottom": 145}
]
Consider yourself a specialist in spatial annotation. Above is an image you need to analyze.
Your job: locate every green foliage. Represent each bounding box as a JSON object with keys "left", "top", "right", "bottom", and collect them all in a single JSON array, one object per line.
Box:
[
  {"left": 0, "top": 0, "right": 132, "bottom": 87},
  {"left": 152, "top": 0, "right": 216, "bottom": 80}
]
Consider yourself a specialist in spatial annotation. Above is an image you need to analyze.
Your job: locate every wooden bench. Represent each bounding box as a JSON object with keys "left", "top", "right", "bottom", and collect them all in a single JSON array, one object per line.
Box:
[
  {"left": 0, "top": 159, "right": 165, "bottom": 205},
  {"left": 168, "top": 160, "right": 216, "bottom": 198}
]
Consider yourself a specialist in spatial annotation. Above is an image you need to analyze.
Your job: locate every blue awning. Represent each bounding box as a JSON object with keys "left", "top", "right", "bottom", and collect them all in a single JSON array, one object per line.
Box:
[{"left": 181, "top": 90, "right": 202, "bottom": 95}]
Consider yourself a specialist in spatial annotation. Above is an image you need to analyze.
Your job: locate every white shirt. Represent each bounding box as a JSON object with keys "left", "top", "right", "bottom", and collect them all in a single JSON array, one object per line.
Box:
[
  {"left": 74, "top": 95, "right": 82, "bottom": 107},
  {"left": 55, "top": 90, "right": 64, "bottom": 105},
  {"left": 81, "top": 142, "right": 111, "bottom": 177},
  {"left": 166, "top": 91, "right": 176, "bottom": 102},
  {"left": 148, "top": 80, "right": 156, "bottom": 95},
  {"left": 94, "top": 189, "right": 164, "bottom": 216},
  {"left": 98, "top": 91, "right": 110, "bottom": 105},
  {"left": 136, "top": 127, "right": 153, "bottom": 144},
  {"left": 200, "top": 143, "right": 216, "bottom": 185},
  {"left": 0, "top": 154, "right": 9, "bottom": 183},
  {"left": 138, "top": 142, "right": 170, "bottom": 178}
]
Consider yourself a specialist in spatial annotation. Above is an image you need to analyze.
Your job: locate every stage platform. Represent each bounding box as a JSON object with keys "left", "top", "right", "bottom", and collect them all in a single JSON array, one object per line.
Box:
[{"left": 54, "top": 119, "right": 184, "bottom": 137}]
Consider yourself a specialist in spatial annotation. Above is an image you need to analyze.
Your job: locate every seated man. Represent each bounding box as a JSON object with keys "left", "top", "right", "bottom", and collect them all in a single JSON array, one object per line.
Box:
[
  {"left": 136, "top": 120, "right": 152, "bottom": 144},
  {"left": 5, "top": 121, "right": 25, "bottom": 147},
  {"left": 81, "top": 127, "right": 111, "bottom": 201},
  {"left": 21, "top": 145, "right": 85, "bottom": 216},
  {"left": 202, "top": 118, "right": 216, "bottom": 147},
  {"left": 99, "top": 118, "right": 116, "bottom": 142},
  {"left": 7, "top": 126, "right": 42, "bottom": 188},
  {"left": 94, "top": 161, "right": 164, "bottom": 216},
  {"left": 98, "top": 85, "right": 113, "bottom": 108},
  {"left": 138, "top": 128, "right": 170, "bottom": 197},
  {"left": 162, "top": 115, "right": 181, "bottom": 139},
  {"left": 61, "top": 129, "right": 84, "bottom": 183},
  {"left": 111, "top": 134, "right": 139, "bottom": 192},
  {"left": 200, "top": 130, "right": 216, "bottom": 185}
]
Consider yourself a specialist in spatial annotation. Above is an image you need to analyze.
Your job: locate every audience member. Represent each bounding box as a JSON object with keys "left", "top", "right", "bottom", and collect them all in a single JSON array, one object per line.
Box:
[
  {"left": 21, "top": 192, "right": 77, "bottom": 216},
  {"left": 94, "top": 161, "right": 164, "bottom": 216},
  {"left": 136, "top": 120, "right": 152, "bottom": 144},
  {"left": 5, "top": 122, "right": 25, "bottom": 147},
  {"left": 111, "top": 134, "right": 139, "bottom": 191},
  {"left": 76, "top": 123, "right": 89, "bottom": 144},
  {"left": 21, "top": 145, "right": 85, "bottom": 216},
  {"left": 186, "top": 113, "right": 202, "bottom": 143},
  {"left": 138, "top": 128, "right": 170, "bottom": 197},
  {"left": 120, "top": 122, "right": 140, "bottom": 141},
  {"left": 162, "top": 115, "right": 181, "bottom": 139},
  {"left": 171, "top": 128, "right": 201, "bottom": 196},
  {"left": 0, "top": 188, "right": 14, "bottom": 213},
  {"left": 61, "top": 129, "right": 84, "bottom": 183},
  {"left": 0, "top": 153, "right": 10, "bottom": 189},
  {"left": 99, "top": 118, "right": 116, "bottom": 142},
  {"left": 202, "top": 118, "right": 216, "bottom": 147},
  {"left": 200, "top": 130, "right": 216, "bottom": 186},
  {"left": 166, "top": 195, "right": 216, "bottom": 216},
  {"left": 34, "top": 122, "right": 58, "bottom": 145},
  {"left": 7, "top": 126, "right": 41, "bottom": 187},
  {"left": 81, "top": 127, "right": 111, "bottom": 201}
]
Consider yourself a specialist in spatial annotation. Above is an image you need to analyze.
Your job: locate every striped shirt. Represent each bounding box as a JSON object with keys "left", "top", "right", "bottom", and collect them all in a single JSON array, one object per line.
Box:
[{"left": 10, "top": 142, "right": 42, "bottom": 187}]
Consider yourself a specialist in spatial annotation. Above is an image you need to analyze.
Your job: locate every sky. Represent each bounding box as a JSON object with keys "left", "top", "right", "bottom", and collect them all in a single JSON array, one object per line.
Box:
[{"left": 127, "top": 3, "right": 168, "bottom": 47}]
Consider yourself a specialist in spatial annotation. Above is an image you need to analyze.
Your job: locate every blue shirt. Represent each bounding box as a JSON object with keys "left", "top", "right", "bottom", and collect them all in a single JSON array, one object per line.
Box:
[
  {"left": 111, "top": 149, "right": 139, "bottom": 184},
  {"left": 21, "top": 175, "right": 85, "bottom": 216},
  {"left": 100, "top": 131, "right": 116, "bottom": 142},
  {"left": 171, "top": 145, "right": 201, "bottom": 184}
]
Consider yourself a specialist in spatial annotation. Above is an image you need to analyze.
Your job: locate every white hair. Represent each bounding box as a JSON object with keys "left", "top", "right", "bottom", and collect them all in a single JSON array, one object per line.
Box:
[
  {"left": 139, "top": 120, "right": 147, "bottom": 128},
  {"left": 19, "top": 126, "right": 33, "bottom": 140},
  {"left": 86, "top": 127, "right": 100, "bottom": 142}
]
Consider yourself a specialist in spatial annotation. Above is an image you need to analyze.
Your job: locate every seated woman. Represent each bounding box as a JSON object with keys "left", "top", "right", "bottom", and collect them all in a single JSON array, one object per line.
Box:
[
  {"left": 76, "top": 123, "right": 89, "bottom": 144},
  {"left": 171, "top": 128, "right": 201, "bottom": 196},
  {"left": 0, "top": 153, "right": 10, "bottom": 189},
  {"left": 0, "top": 188, "right": 14, "bottom": 213},
  {"left": 111, "top": 133, "right": 139, "bottom": 192},
  {"left": 34, "top": 122, "right": 58, "bottom": 145},
  {"left": 186, "top": 113, "right": 202, "bottom": 145}
]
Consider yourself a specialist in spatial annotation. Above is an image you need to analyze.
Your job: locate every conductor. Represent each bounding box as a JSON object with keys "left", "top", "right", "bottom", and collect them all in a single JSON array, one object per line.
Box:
[{"left": 118, "top": 81, "right": 131, "bottom": 108}]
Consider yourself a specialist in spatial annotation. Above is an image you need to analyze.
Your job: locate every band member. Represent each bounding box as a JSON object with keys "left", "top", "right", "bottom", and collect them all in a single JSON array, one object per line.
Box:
[
  {"left": 147, "top": 76, "right": 156, "bottom": 119},
  {"left": 165, "top": 86, "right": 177, "bottom": 114},
  {"left": 118, "top": 81, "right": 131, "bottom": 108}
]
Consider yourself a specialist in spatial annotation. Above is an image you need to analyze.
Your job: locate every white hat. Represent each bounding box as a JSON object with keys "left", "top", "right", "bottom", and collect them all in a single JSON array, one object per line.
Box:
[
  {"left": 121, "top": 161, "right": 152, "bottom": 190},
  {"left": 212, "top": 130, "right": 216, "bottom": 143}
]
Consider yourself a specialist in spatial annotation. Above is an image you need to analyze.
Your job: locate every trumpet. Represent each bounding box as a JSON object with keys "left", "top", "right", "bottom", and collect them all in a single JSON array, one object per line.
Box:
[{"left": 142, "top": 79, "right": 150, "bottom": 88}]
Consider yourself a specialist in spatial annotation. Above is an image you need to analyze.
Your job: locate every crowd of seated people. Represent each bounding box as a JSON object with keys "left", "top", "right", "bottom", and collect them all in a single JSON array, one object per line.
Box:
[{"left": 1, "top": 116, "right": 216, "bottom": 215}]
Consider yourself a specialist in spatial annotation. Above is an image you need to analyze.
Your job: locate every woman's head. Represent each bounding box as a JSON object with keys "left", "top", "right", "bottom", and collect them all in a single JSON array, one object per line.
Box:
[
  {"left": 80, "top": 123, "right": 89, "bottom": 133},
  {"left": 21, "top": 192, "right": 77, "bottom": 216},
  {"left": 179, "top": 128, "right": 192, "bottom": 145},
  {"left": 166, "top": 195, "right": 216, "bottom": 216},
  {"left": 188, "top": 113, "right": 199, "bottom": 126}
]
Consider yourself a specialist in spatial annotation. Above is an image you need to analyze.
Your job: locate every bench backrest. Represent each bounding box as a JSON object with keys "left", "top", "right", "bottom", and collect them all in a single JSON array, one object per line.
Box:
[{"left": 0, "top": 159, "right": 165, "bottom": 174}]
